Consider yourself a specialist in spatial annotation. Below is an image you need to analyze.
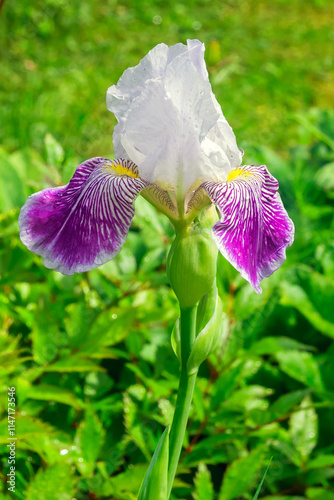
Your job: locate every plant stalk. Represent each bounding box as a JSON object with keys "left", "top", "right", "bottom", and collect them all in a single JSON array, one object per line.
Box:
[{"left": 167, "top": 305, "right": 198, "bottom": 497}]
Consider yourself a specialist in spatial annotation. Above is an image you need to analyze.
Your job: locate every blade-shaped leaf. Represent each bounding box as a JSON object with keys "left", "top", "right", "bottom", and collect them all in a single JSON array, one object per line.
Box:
[
  {"left": 252, "top": 457, "right": 272, "bottom": 500},
  {"left": 138, "top": 426, "right": 169, "bottom": 500}
]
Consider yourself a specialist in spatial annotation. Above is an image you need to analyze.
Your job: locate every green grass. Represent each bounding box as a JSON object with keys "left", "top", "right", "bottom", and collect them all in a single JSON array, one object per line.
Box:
[
  {"left": 1, "top": 0, "right": 333, "bottom": 157},
  {"left": 1, "top": 0, "right": 334, "bottom": 499}
]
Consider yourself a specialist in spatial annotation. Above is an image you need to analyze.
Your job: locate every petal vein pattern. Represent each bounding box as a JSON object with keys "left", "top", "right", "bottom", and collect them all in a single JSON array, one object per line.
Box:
[
  {"left": 19, "top": 157, "right": 148, "bottom": 275},
  {"left": 202, "top": 165, "right": 294, "bottom": 293}
]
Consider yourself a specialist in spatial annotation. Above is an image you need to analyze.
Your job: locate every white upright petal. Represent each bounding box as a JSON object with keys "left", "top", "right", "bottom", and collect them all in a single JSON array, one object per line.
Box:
[{"left": 107, "top": 40, "right": 242, "bottom": 196}]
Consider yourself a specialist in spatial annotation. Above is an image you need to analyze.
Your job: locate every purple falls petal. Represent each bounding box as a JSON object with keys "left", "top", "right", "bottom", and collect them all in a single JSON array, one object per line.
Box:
[
  {"left": 202, "top": 165, "right": 294, "bottom": 293},
  {"left": 19, "top": 157, "right": 148, "bottom": 275}
]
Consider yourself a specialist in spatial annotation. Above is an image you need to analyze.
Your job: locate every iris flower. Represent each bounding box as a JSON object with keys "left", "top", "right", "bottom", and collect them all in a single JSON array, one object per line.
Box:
[{"left": 19, "top": 40, "right": 294, "bottom": 293}]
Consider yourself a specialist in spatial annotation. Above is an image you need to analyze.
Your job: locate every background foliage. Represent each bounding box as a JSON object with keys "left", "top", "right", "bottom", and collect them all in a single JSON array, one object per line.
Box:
[{"left": 1, "top": 0, "right": 334, "bottom": 498}]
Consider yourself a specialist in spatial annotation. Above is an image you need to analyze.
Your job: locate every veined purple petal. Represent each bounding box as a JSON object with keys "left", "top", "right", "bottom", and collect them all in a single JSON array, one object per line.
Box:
[
  {"left": 19, "top": 157, "right": 148, "bottom": 275},
  {"left": 202, "top": 165, "right": 294, "bottom": 293}
]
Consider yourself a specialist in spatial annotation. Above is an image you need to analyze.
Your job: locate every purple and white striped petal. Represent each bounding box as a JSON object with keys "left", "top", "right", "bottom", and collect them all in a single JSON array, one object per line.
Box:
[
  {"left": 19, "top": 157, "right": 148, "bottom": 275},
  {"left": 202, "top": 165, "right": 294, "bottom": 293}
]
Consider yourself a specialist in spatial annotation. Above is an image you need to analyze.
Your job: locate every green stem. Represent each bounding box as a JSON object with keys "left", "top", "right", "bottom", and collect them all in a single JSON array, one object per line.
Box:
[{"left": 167, "top": 305, "right": 198, "bottom": 497}]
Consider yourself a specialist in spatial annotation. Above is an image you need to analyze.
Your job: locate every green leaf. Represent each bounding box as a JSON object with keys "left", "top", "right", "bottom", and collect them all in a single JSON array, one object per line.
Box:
[
  {"left": 252, "top": 457, "right": 272, "bottom": 500},
  {"left": 261, "top": 497, "right": 306, "bottom": 500},
  {"left": 0, "top": 415, "right": 55, "bottom": 445},
  {"left": 295, "top": 113, "right": 334, "bottom": 150},
  {"left": 44, "top": 132, "right": 65, "bottom": 166},
  {"left": 275, "top": 351, "right": 323, "bottom": 390},
  {"left": 138, "top": 426, "right": 169, "bottom": 500},
  {"left": 64, "top": 302, "right": 92, "bottom": 348},
  {"left": 89, "top": 464, "right": 147, "bottom": 497},
  {"left": 140, "top": 247, "right": 166, "bottom": 273},
  {"left": 280, "top": 281, "right": 334, "bottom": 339},
  {"left": 269, "top": 389, "right": 311, "bottom": 417},
  {"left": 307, "top": 454, "right": 334, "bottom": 469},
  {"left": 289, "top": 396, "right": 318, "bottom": 463},
  {"left": 123, "top": 393, "right": 151, "bottom": 460},
  {"left": 211, "top": 360, "right": 244, "bottom": 408},
  {"left": 82, "top": 307, "right": 136, "bottom": 352},
  {"left": 193, "top": 463, "right": 214, "bottom": 500},
  {"left": 43, "top": 355, "right": 105, "bottom": 373},
  {"left": 306, "top": 488, "right": 334, "bottom": 500},
  {"left": 218, "top": 446, "right": 266, "bottom": 500},
  {"left": 25, "top": 463, "right": 75, "bottom": 500},
  {"left": 17, "top": 380, "right": 84, "bottom": 409},
  {"left": 75, "top": 408, "right": 105, "bottom": 475},
  {"left": 315, "top": 162, "right": 334, "bottom": 195},
  {"left": 251, "top": 336, "right": 315, "bottom": 355},
  {"left": 9, "top": 147, "right": 50, "bottom": 187},
  {"left": 31, "top": 312, "right": 60, "bottom": 365},
  {"left": 0, "top": 152, "right": 26, "bottom": 211}
]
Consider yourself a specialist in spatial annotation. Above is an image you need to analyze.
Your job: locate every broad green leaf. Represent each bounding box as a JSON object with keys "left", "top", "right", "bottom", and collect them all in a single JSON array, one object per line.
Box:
[
  {"left": 123, "top": 393, "right": 151, "bottom": 460},
  {"left": 9, "top": 147, "right": 50, "bottom": 187},
  {"left": 227, "top": 385, "right": 272, "bottom": 411},
  {"left": 31, "top": 312, "right": 60, "bottom": 365},
  {"left": 25, "top": 463, "right": 75, "bottom": 500},
  {"left": 307, "top": 455, "right": 334, "bottom": 469},
  {"left": 193, "top": 463, "right": 214, "bottom": 500},
  {"left": 295, "top": 113, "right": 334, "bottom": 150},
  {"left": 270, "top": 430, "right": 304, "bottom": 467},
  {"left": 44, "top": 132, "right": 65, "bottom": 166},
  {"left": 0, "top": 153, "right": 26, "bottom": 211},
  {"left": 62, "top": 155, "right": 81, "bottom": 183},
  {"left": 88, "top": 464, "right": 147, "bottom": 497},
  {"left": 84, "top": 371, "right": 114, "bottom": 398},
  {"left": 289, "top": 396, "right": 318, "bottom": 463},
  {"left": 269, "top": 389, "right": 311, "bottom": 417},
  {"left": 315, "top": 162, "right": 334, "bottom": 195},
  {"left": 261, "top": 497, "right": 306, "bottom": 500},
  {"left": 275, "top": 351, "right": 323, "bottom": 390},
  {"left": 43, "top": 355, "right": 105, "bottom": 372},
  {"left": 211, "top": 360, "right": 244, "bottom": 408},
  {"left": 306, "top": 488, "right": 334, "bottom": 500},
  {"left": 251, "top": 336, "right": 314, "bottom": 355},
  {"left": 138, "top": 426, "right": 169, "bottom": 500},
  {"left": 218, "top": 446, "right": 266, "bottom": 500},
  {"left": 17, "top": 379, "right": 84, "bottom": 409},
  {"left": 280, "top": 281, "right": 334, "bottom": 338},
  {"left": 233, "top": 281, "right": 273, "bottom": 321},
  {"left": 75, "top": 408, "right": 105, "bottom": 475},
  {"left": 82, "top": 307, "right": 136, "bottom": 352},
  {"left": 64, "top": 301, "right": 93, "bottom": 348},
  {"left": 0, "top": 415, "right": 55, "bottom": 445},
  {"left": 99, "top": 247, "right": 137, "bottom": 280},
  {"left": 140, "top": 247, "right": 166, "bottom": 273}
]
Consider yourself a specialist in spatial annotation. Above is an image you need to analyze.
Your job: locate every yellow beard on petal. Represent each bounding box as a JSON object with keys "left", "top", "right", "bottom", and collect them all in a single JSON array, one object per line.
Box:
[
  {"left": 227, "top": 168, "right": 253, "bottom": 182},
  {"left": 104, "top": 162, "right": 139, "bottom": 178}
]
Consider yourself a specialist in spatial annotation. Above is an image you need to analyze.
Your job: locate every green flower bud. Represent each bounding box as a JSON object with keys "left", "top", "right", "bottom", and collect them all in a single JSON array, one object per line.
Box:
[{"left": 167, "top": 206, "right": 218, "bottom": 308}]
